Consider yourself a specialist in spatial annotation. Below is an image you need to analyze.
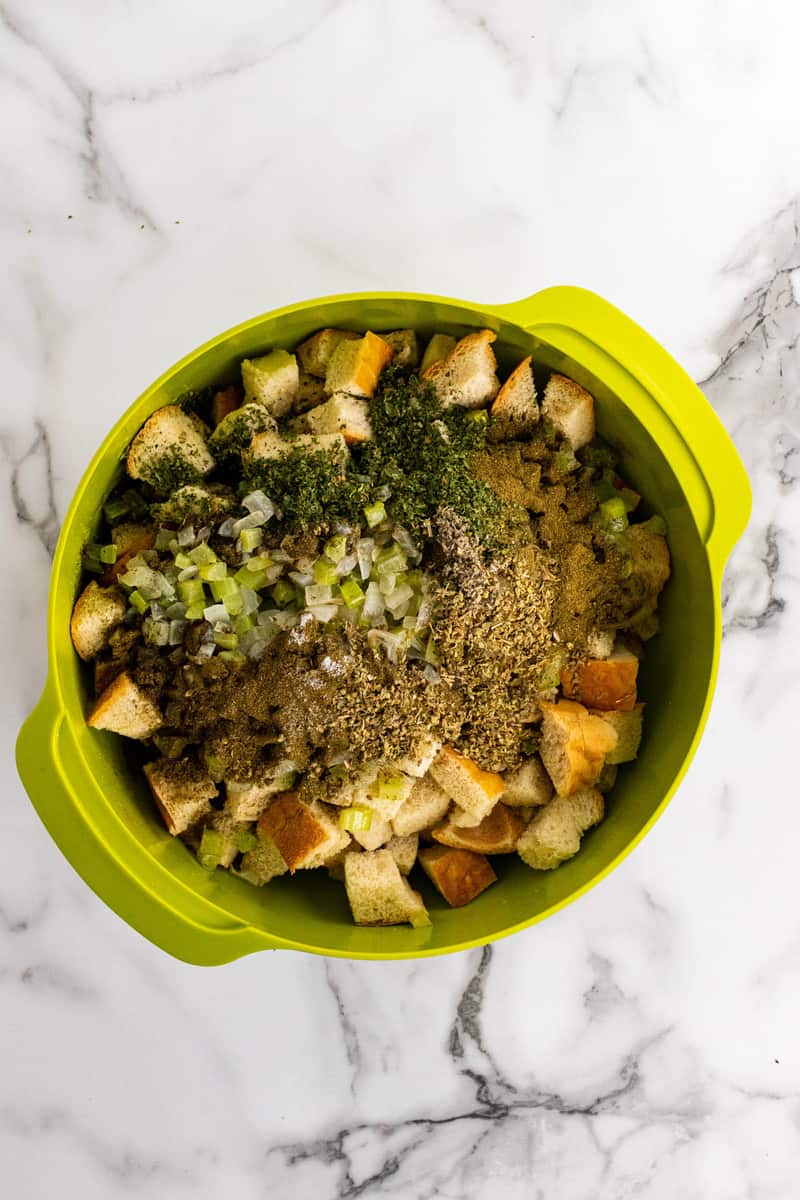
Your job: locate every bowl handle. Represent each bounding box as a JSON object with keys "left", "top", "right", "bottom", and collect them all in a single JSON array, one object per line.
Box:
[
  {"left": 16, "top": 688, "right": 282, "bottom": 966},
  {"left": 492, "top": 286, "right": 752, "bottom": 578}
]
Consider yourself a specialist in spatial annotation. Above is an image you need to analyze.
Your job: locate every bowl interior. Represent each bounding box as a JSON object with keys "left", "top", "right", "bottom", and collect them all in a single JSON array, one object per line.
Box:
[{"left": 54, "top": 296, "right": 714, "bottom": 956}]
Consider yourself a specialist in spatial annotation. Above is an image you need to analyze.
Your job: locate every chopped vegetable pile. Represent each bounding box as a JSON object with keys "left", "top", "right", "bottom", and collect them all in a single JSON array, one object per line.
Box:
[{"left": 72, "top": 325, "right": 671, "bottom": 928}]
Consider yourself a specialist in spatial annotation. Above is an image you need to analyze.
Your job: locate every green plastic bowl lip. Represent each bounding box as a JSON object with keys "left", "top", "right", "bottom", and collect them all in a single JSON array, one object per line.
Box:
[{"left": 22, "top": 286, "right": 751, "bottom": 962}]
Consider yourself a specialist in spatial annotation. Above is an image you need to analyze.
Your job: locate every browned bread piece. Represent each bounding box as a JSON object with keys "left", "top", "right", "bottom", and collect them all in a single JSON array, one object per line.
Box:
[
  {"left": 539, "top": 699, "right": 618, "bottom": 796},
  {"left": 541, "top": 374, "right": 595, "bottom": 449},
  {"left": 126, "top": 405, "right": 215, "bottom": 492},
  {"left": 70, "top": 581, "right": 127, "bottom": 661},
  {"left": 87, "top": 671, "right": 163, "bottom": 739},
  {"left": 143, "top": 757, "right": 217, "bottom": 835},
  {"left": 429, "top": 746, "right": 505, "bottom": 824},
  {"left": 418, "top": 846, "right": 497, "bottom": 907},
  {"left": 211, "top": 384, "right": 243, "bottom": 425},
  {"left": 422, "top": 329, "right": 499, "bottom": 409},
  {"left": 431, "top": 802, "right": 525, "bottom": 854},
  {"left": 391, "top": 775, "right": 451, "bottom": 836},
  {"left": 258, "top": 794, "right": 349, "bottom": 872},
  {"left": 490, "top": 356, "right": 538, "bottom": 434},
  {"left": 561, "top": 647, "right": 639, "bottom": 712},
  {"left": 324, "top": 331, "right": 393, "bottom": 399},
  {"left": 305, "top": 394, "right": 372, "bottom": 444},
  {"left": 626, "top": 525, "right": 671, "bottom": 597},
  {"left": 501, "top": 756, "right": 554, "bottom": 808},
  {"left": 344, "top": 849, "right": 429, "bottom": 926},
  {"left": 296, "top": 328, "right": 360, "bottom": 378},
  {"left": 352, "top": 810, "right": 393, "bottom": 852},
  {"left": 517, "top": 788, "right": 604, "bottom": 870},
  {"left": 591, "top": 704, "right": 644, "bottom": 765},
  {"left": 379, "top": 329, "right": 419, "bottom": 367},
  {"left": 239, "top": 832, "right": 288, "bottom": 885}
]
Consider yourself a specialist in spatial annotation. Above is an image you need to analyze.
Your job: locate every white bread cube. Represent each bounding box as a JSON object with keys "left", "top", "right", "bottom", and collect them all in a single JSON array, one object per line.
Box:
[
  {"left": 153, "top": 483, "right": 235, "bottom": 526},
  {"left": 70, "top": 581, "right": 127, "bottom": 661},
  {"left": 592, "top": 704, "right": 644, "bottom": 765},
  {"left": 126, "top": 405, "right": 215, "bottom": 492},
  {"left": 422, "top": 329, "right": 499, "bottom": 409},
  {"left": 541, "top": 374, "right": 595, "bottom": 450},
  {"left": 539, "top": 700, "right": 618, "bottom": 797},
  {"left": 187, "top": 812, "right": 251, "bottom": 869},
  {"left": 245, "top": 429, "right": 349, "bottom": 465},
  {"left": 586, "top": 629, "right": 615, "bottom": 659},
  {"left": 293, "top": 371, "right": 327, "bottom": 414},
  {"left": 87, "top": 671, "right": 163, "bottom": 739},
  {"left": 364, "top": 769, "right": 416, "bottom": 821},
  {"left": 490, "top": 356, "right": 538, "bottom": 434},
  {"left": 352, "top": 810, "right": 393, "bottom": 852},
  {"left": 517, "top": 788, "right": 604, "bottom": 870},
  {"left": 324, "top": 331, "right": 393, "bottom": 399},
  {"left": 391, "top": 775, "right": 451, "bottom": 836},
  {"left": 501, "top": 756, "right": 553, "bottom": 808},
  {"left": 386, "top": 833, "right": 418, "bottom": 875},
  {"left": 305, "top": 393, "right": 372, "bottom": 444},
  {"left": 429, "top": 746, "right": 505, "bottom": 823},
  {"left": 143, "top": 757, "right": 217, "bottom": 835},
  {"left": 241, "top": 350, "right": 299, "bottom": 417},
  {"left": 379, "top": 329, "right": 419, "bottom": 368},
  {"left": 239, "top": 833, "right": 288, "bottom": 885},
  {"left": 395, "top": 734, "right": 443, "bottom": 779},
  {"left": 420, "top": 333, "right": 457, "bottom": 374},
  {"left": 225, "top": 779, "right": 277, "bottom": 822},
  {"left": 208, "top": 402, "right": 276, "bottom": 459},
  {"left": 344, "top": 849, "right": 429, "bottom": 926},
  {"left": 296, "top": 328, "right": 360, "bottom": 378}
]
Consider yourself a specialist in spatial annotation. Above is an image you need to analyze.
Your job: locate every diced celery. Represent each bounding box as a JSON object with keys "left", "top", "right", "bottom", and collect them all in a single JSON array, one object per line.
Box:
[
  {"left": 198, "top": 827, "right": 225, "bottom": 870},
  {"left": 363, "top": 500, "right": 386, "bottom": 529},
  {"left": 272, "top": 580, "right": 295, "bottom": 607},
  {"left": 376, "top": 552, "right": 406, "bottom": 577},
  {"left": 596, "top": 496, "right": 628, "bottom": 533},
  {"left": 464, "top": 409, "right": 488, "bottom": 426},
  {"left": 198, "top": 561, "right": 227, "bottom": 582},
  {"left": 425, "top": 636, "right": 440, "bottom": 665},
  {"left": 210, "top": 576, "right": 239, "bottom": 602},
  {"left": 246, "top": 553, "right": 273, "bottom": 573},
  {"left": 184, "top": 601, "right": 206, "bottom": 621},
  {"left": 103, "top": 496, "right": 129, "bottom": 523},
  {"left": 177, "top": 578, "right": 205, "bottom": 605},
  {"left": 324, "top": 534, "right": 348, "bottom": 563},
  {"left": 214, "top": 630, "right": 238, "bottom": 650},
  {"left": 339, "top": 577, "right": 364, "bottom": 608},
  {"left": 409, "top": 909, "right": 432, "bottom": 928},
  {"left": 174, "top": 550, "right": 194, "bottom": 569},
  {"left": 239, "top": 527, "right": 263, "bottom": 552},
  {"left": 99, "top": 544, "right": 118, "bottom": 564},
  {"left": 218, "top": 649, "right": 247, "bottom": 663},
  {"left": 313, "top": 558, "right": 339, "bottom": 586},
  {"left": 129, "top": 589, "right": 149, "bottom": 615},
  {"left": 188, "top": 543, "right": 218, "bottom": 565},
  {"left": 233, "top": 613, "right": 255, "bottom": 636},
  {"left": 338, "top": 805, "right": 373, "bottom": 832},
  {"left": 235, "top": 565, "right": 270, "bottom": 591}
]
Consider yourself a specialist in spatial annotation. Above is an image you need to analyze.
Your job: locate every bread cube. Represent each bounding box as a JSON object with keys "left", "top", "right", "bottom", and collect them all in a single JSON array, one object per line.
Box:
[
  {"left": 344, "top": 849, "right": 429, "bottom": 926},
  {"left": 239, "top": 832, "right": 288, "bottom": 885},
  {"left": 418, "top": 846, "right": 497, "bottom": 907},
  {"left": 126, "top": 405, "right": 215, "bottom": 493},
  {"left": 225, "top": 779, "right": 277, "bottom": 822},
  {"left": 395, "top": 733, "right": 443, "bottom": 779},
  {"left": 208, "top": 402, "right": 276, "bottom": 460},
  {"left": 296, "top": 328, "right": 360, "bottom": 378},
  {"left": 422, "top": 329, "right": 499, "bottom": 409},
  {"left": 391, "top": 775, "right": 451, "bottom": 836},
  {"left": 541, "top": 374, "right": 595, "bottom": 450},
  {"left": 561, "top": 647, "right": 639, "bottom": 712},
  {"left": 517, "top": 788, "right": 604, "bottom": 871},
  {"left": 324, "top": 331, "right": 393, "bottom": 399},
  {"left": 258, "top": 794, "right": 349, "bottom": 872},
  {"left": 539, "top": 699, "right": 618, "bottom": 796},
  {"left": 592, "top": 704, "right": 644, "bottom": 765},
  {"left": 379, "top": 329, "right": 419, "bottom": 368},
  {"left": 293, "top": 371, "right": 327, "bottom": 414},
  {"left": 143, "top": 757, "right": 217, "bottom": 835},
  {"left": 211, "top": 384, "right": 242, "bottom": 426},
  {"left": 305, "top": 394, "right": 372, "bottom": 444},
  {"left": 385, "top": 833, "right": 418, "bottom": 875},
  {"left": 87, "top": 671, "right": 163, "bottom": 740},
  {"left": 241, "top": 349, "right": 299, "bottom": 417},
  {"left": 432, "top": 802, "right": 524, "bottom": 855},
  {"left": 352, "top": 810, "right": 393, "bottom": 852},
  {"left": 420, "top": 333, "right": 457, "bottom": 374},
  {"left": 501, "top": 756, "right": 553, "bottom": 808},
  {"left": 70, "top": 581, "right": 127, "bottom": 661},
  {"left": 490, "top": 356, "right": 538, "bottom": 434},
  {"left": 429, "top": 746, "right": 505, "bottom": 823}
]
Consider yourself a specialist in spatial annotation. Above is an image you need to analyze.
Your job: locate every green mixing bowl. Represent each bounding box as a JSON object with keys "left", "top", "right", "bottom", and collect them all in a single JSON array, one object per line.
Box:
[{"left": 15, "top": 288, "right": 750, "bottom": 964}]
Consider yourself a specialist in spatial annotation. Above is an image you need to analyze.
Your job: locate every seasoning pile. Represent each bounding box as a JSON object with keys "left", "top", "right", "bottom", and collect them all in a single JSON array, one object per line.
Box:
[{"left": 71, "top": 325, "right": 670, "bottom": 927}]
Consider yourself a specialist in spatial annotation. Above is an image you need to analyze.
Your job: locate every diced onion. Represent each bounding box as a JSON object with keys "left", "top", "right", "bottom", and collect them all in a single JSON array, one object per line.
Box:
[
  {"left": 177, "top": 525, "right": 196, "bottom": 547},
  {"left": 217, "top": 517, "right": 237, "bottom": 538},
  {"left": 177, "top": 565, "right": 198, "bottom": 581},
  {"left": 308, "top": 604, "right": 338, "bottom": 623},
  {"left": 242, "top": 490, "right": 275, "bottom": 519},
  {"left": 356, "top": 538, "right": 374, "bottom": 580},
  {"left": 362, "top": 582, "right": 385, "bottom": 622},
  {"left": 233, "top": 511, "right": 267, "bottom": 533},
  {"left": 203, "top": 603, "right": 230, "bottom": 624}
]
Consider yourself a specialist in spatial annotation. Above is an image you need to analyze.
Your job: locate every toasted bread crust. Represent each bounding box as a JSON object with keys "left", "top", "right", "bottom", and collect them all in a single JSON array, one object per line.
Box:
[
  {"left": 432, "top": 802, "right": 524, "bottom": 854},
  {"left": 419, "top": 846, "right": 497, "bottom": 906},
  {"left": 561, "top": 653, "right": 639, "bottom": 711}
]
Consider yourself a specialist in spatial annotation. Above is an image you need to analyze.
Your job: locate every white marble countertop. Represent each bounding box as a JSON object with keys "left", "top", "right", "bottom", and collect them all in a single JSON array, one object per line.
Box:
[{"left": 3, "top": 3, "right": 799, "bottom": 1196}]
